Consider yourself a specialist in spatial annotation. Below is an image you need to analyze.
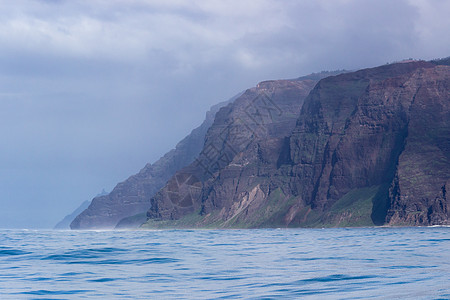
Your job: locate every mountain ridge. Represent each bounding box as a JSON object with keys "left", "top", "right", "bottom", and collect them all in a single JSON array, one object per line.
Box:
[
  {"left": 142, "top": 59, "right": 449, "bottom": 229},
  {"left": 66, "top": 58, "right": 449, "bottom": 230}
]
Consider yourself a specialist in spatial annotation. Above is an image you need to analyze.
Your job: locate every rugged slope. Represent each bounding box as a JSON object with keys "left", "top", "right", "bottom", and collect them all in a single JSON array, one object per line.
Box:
[
  {"left": 143, "top": 61, "right": 449, "bottom": 228},
  {"left": 144, "top": 73, "right": 338, "bottom": 227},
  {"left": 385, "top": 64, "right": 450, "bottom": 225},
  {"left": 284, "top": 61, "right": 449, "bottom": 227},
  {"left": 70, "top": 99, "right": 232, "bottom": 229}
]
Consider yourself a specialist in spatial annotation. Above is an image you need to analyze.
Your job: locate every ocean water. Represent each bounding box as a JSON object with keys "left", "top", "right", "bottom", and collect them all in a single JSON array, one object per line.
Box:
[{"left": 0, "top": 228, "right": 449, "bottom": 299}]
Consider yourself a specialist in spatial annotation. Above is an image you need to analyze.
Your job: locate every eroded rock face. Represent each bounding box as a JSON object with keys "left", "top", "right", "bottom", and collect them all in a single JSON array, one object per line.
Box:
[
  {"left": 70, "top": 100, "right": 231, "bottom": 229},
  {"left": 144, "top": 61, "right": 449, "bottom": 228},
  {"left": 146, "top": 73, "right": 338, "bottom": 226},
  {"left": 384, "top": 65, "right": 450, "bottom": 225},
  {"left": 285, "top": 61, "right": 450, "bottom": 226}
]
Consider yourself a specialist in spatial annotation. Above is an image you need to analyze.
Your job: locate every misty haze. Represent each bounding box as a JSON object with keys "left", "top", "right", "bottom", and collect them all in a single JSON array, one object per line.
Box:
[{"left": 0, "top": 1, "right": 449, "bottom": 299}]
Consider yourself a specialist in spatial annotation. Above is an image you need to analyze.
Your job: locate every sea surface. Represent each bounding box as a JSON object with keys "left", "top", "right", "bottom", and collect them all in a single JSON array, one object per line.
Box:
[{"left": 0, "top": 227, "right": 449, "bottom": 299}]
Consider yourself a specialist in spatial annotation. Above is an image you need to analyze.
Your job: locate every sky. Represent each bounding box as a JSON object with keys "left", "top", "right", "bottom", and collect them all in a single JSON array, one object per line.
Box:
[{"left": 0, "top": 0, "right": 449, "bottom": 228}]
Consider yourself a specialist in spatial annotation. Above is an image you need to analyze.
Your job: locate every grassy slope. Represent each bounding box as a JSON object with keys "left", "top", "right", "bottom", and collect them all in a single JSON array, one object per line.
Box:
[{"left": 141, "top": 185, "right": 387, "bottom": 229}]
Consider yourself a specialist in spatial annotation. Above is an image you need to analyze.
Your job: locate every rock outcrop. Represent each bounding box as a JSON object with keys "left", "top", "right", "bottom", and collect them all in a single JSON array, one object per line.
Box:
[
  {"left": 143, "top": 60, "right": 449, "bottom": 228},
  {"left": 70, "top": 98, "right": 234, "bottom": 229}
]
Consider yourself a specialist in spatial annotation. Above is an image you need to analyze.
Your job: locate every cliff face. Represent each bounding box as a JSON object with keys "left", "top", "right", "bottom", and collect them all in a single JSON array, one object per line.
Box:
[
  {"left": 143, "top": 61, "right": 449, "bottom": 228},
  {"left": 284, "top": 61, "right": 449, "bottom": 226},
  {"left": 70, "top": 99, "right": 232, "bottom": 229},
  {"left": 145, "top": 73, "right": 339, "bottom": 227},
  {"left": 385, "top": 65, "right": 450, "bottom": 225}
]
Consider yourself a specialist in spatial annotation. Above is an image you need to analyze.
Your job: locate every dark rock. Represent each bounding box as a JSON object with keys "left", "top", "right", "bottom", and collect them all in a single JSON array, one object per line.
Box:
[
  {"left": 145, "top": 72, "right": 341, "bottom": 227},
  {"left": 285, "top": 61, "right": 450, "bottom": 226},
  {"left": 384, "top": 65, "right": 450, "bottom": 225}
]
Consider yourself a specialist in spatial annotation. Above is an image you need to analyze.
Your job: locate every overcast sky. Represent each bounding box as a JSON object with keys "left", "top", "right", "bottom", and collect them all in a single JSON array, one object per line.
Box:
[{"left": 1, "top": 0, "right": 449, "bottom": 228}]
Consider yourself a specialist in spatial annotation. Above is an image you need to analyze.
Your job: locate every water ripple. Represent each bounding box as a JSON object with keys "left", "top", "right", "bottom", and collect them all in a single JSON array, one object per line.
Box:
[
  {"left": 0, "top": 248, "right": 31, "bottom": 256},
  {"left": 0, "top": 227, "right": 449, "bottom": 299},
  {"left": 20, "top": 289, "right": 91, "bottom": 295}
]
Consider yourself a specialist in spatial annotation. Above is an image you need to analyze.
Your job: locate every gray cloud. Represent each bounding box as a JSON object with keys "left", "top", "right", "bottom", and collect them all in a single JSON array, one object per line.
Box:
[{"left": 0, "top": 0, "right": 449, "bottom": 228}]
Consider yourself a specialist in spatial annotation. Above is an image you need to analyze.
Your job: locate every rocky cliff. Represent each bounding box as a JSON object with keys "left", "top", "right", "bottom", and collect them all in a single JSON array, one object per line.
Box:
[
  {"left": 70, "top": 98, "right": 234, "bottom": 229},
  {"left": 142, "top": 60, "right": 449, "bottom": 228},
  {"left": 284, "top": 60, "right": 449, "bottom": 227},
  {"left": 144, "top": 72, "right": 341, "bottom": 227}
]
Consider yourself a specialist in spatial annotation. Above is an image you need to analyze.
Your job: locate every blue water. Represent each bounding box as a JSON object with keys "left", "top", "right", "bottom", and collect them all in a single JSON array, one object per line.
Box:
[{"left": 0, "top": 228, "right": 449, "bottom": 299}]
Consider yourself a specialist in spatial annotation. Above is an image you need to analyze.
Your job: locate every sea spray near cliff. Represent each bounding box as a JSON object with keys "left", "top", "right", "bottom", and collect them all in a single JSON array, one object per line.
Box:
[{"left": 1, "top": 228, "right": 449, "bottom": 299}]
